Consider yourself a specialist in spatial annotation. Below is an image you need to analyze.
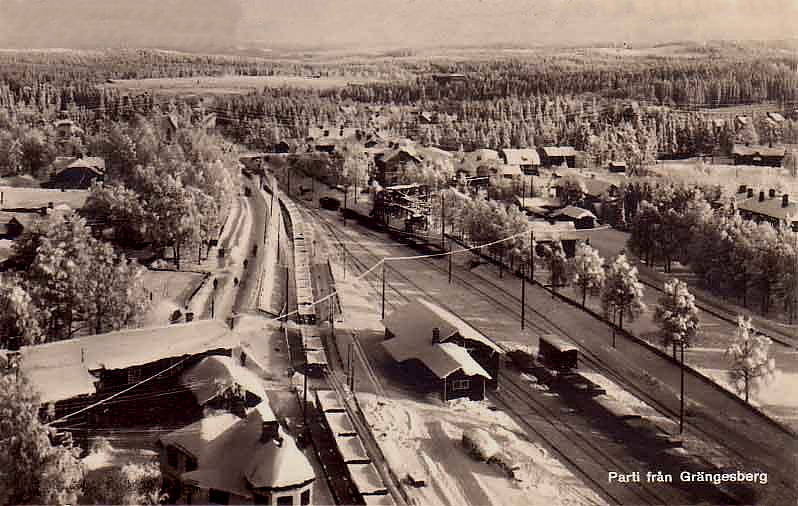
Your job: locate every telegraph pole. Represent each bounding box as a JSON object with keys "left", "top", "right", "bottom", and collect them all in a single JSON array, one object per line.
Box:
[
  {"left": 441, "top": 192, "right": 446, "bottom": 250},
  {"left": 448, "top": 250, "right": 452, "bottom": 284},
  {"left": 343, "top": 187, "right": 348, "bottom": 225},
  {"left": 521, "top": 264, "right": 526, "bottom": 330},
  {"left": 530, "top": 230, "right": 535, "bottom": 281},
  {"left": 381, "top": 262, "right": 386, "bottom": 320},
  {"left": 679, "top": 338, "right": 685, "bottom": 434}
]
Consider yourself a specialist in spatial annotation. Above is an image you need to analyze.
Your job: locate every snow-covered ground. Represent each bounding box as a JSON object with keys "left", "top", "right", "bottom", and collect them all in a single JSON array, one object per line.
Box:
[
  {"left": 187, "top": 196, "right": 253, "bottom": 318},
  {"left": 257, "top": 188, "right": 282, "bottom": 315},
  {"left": 359, "top": 394, "right": 606, "bottom": 506}
]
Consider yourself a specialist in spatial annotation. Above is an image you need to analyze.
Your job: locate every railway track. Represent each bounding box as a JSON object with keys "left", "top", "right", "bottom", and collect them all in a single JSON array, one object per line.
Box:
[
  {"left": 304, "top": 207, "right": 708, "bottom": 505},
  {"left": 311, "top": 208, "right": 795, "bottom": 499},
  {"left": 496, "top": 370, "right": 685, "bottom": 505}
]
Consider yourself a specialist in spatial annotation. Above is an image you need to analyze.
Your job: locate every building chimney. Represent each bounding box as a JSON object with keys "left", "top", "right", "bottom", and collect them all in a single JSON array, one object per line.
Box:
[
  {"left": 783, "top": 194, "right": 790, "bottom": 208},
  {"left": 747, "top": 188, "right": 754, "bottom": 198},
  {"left": 261, "top": 420, "right": 281, "bottom": 444},
  {"left": 738, "top": 185, "right": 747, "bottom": 194},
  {"left": 432, "top": 327, "right": 441, "bottom": 344},
  {"left": 759, "top": 191, "right": 765, "bottom": 202},
  {"left": 769, "top": 189, "right": 776, "bottom": 198}
]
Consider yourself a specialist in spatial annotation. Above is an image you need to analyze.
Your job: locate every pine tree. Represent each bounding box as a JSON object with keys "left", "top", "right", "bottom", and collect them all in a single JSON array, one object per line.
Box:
[{"left": 0, "top": 372, "right": 83, "bottom": 505}]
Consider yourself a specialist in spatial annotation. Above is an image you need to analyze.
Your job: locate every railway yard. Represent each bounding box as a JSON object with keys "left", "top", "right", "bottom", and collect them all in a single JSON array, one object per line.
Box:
[{"left": 262, "top": 174, "right": 797, "bottom": 506}]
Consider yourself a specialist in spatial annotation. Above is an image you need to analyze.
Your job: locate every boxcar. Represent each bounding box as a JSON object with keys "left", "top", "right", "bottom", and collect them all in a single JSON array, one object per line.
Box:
[{"left": 538, "top": 334, "right": 578, "bottom": 373}]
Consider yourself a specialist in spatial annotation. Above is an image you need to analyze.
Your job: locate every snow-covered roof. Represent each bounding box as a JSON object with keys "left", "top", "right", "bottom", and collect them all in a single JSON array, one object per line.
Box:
[
  {"left": 305, "top": 350, "right": 328, "bottom": 366},
  {"left": 550, "top": 205, "right": 598, "bottom": 221},
  {"left": 161, "top": 401, "right": 314, "bottom": 497},
  {"left": 348, "top": 463, "right": 388, "bottom": 495},
  {"left": 302, "top": 336, "right": 324, "bottom": 350},
  {"left": 384, "top": 298, "right": 501, "bottom": 352},
  {"left": 334, "top": 435, "right": 370, "bottom": 463},
  {"left": 382, "top": 299, "right": 496, "bottom": 380},
  {"left": 500, "top": 148, "right": 541, "bottom": 166},
  {"left": 738, "top": 194, "right": 797, "bottom": 222},
  {"left": 470, "top": 149, "right": 499, "bottom": 162},
  {"left": 498, "top": 165, "right": 523, "bottom": 177},
  {"left": 527, "top": 220, "right": 581, "bottom": 241},
  {"left": 515, "top": 196, "right": 562, "bottom": 210},
  {"left": 315, "top": 390, "right": 345, "bottom": 412},
  {"left": 732, "top": 144, "right": 786, "bottom": 157},
  {"left": 541, "top": 146, "right": 577, "bottom": 158},
  {"left": 325, "top": 412, "right": 356, "bottom": 436},
  {"left": 20, "top": 320, "right": 235, "bottom": 403},
  {"left": 180, "top": 355, "right": 266, "bottom": 406}
]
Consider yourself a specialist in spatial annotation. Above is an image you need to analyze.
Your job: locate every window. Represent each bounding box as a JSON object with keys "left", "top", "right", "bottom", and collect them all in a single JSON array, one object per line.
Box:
[
  {"left": 208, "top": 489, "right": 229, "bottom": 505},
  {"left": 300, "top": 489, "right": 311, "bottom": 506},
  {"left": 276, "top": 495, "right": 294, "bottom": 506},
  {"left": 166, "top": 445, "right": 179, "bottom": 469},
  {"left": 185, "top": 455, "right": 198, "bottom": 472},
  {"left": 452, "top": 379, "right": 471, "bottom": 391}
]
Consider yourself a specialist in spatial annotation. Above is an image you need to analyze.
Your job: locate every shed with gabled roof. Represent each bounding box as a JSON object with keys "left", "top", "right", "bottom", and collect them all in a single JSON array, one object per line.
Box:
[{"left": 382, "top": 298, "right": 501, "bottom": 400}]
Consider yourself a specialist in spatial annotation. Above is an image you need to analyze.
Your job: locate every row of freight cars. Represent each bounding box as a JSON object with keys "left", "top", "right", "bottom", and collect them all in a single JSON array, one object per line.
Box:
[
  {"left": 279, "top": 193, "right": 329, "bottom": 374},
  {"left": 279, "top": 190, "right": 394, "bottom": 504},
  {"left": 315, "top": 391, "right": 395, "bottom": 506}
]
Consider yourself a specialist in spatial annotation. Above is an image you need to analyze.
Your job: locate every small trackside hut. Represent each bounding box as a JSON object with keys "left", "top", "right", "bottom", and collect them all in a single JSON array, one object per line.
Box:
[{"left": 382, "top": 299, "right": 502, "bottom": 401}]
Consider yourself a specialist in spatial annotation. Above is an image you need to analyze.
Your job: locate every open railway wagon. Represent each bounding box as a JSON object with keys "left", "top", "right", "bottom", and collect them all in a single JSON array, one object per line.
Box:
[
  {"left": 371, "top": 183, "right": 431, "bottom": 230},
  {"left": 300, "top": 324, "right": 328, "bottom": 376},
  {"left": 537, "top": 334, "right": 578, "bottom": 373}
]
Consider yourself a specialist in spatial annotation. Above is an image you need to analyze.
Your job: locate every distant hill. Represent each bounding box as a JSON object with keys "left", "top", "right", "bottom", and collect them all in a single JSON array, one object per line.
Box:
[{"left": 1, "top": 0, "right": 796, "bottom": 52}]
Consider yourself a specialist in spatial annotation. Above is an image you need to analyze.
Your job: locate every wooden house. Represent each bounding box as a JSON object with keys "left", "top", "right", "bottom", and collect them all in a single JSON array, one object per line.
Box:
[
  {"left": 54, "top": 119, "right": 84, "bottom": 140},
  {"left": 549, "top": 205, "right": 598, "bottom": 229},
  {"left": 47, "top": 156, "right": 105, "bottom": 189},
  {"left": 158, "top": 401, "right": 315, "bottom": 505},
  {"left": 382, "top": 299, "right": 502, "bottom": 400},
  {"left": 0, "top": 215, "right": 25, "bottom": 239},
  {"left": 499, "top": 149, "right": 541, "bottom": 175},
  {"left": 374, "top": 146, "right": 423, "bottom": 186},
  {"left": 608, "top": 161, "right": 627, "bottom": 173},
  {"left": 539, "top": 146, "right": 577, "bottom": 168},
  {"left": 738, "top": 190, "right": 798, "bottom": 231},
  {"left": 19, "top": 320, "right": 240, "bottom": 439},
  {"left": 732, "top": 144, "right": 785, "bottom": 167}
]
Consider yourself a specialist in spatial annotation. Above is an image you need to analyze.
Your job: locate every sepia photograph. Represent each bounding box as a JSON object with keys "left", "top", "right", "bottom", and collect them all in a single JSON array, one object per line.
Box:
[{"left": 0, "top": 0, "right": 796, "bottom": 504}]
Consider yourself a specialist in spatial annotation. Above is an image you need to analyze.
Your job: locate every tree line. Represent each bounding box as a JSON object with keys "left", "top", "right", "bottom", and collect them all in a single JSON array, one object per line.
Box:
[{"left": 626, "top": 181, "right": 798, "bottom": 319}]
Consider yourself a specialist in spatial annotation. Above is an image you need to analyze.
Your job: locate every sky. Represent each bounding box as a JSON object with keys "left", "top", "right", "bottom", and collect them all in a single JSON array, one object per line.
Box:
[{"left": 0, "top": 0, "right": 795, "bottom": 50}]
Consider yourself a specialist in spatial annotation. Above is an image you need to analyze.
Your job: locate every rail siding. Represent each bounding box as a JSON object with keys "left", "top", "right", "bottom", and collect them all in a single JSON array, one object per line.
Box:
[{"left": 445, "top": 233, "right": 797, "bottom": 438}]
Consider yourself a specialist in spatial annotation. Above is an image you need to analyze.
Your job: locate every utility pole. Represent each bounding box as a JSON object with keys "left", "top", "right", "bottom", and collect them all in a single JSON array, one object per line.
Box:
[
  {"left": 521, "top": 264, "right": 526, "bottom": 330},
  {"left": 448, "top": 249, "right": 452, "bottom": 284},
  {"left": 441, "top": 191, "right": 446, "bottom": 250},
  {"left": 284, "top": 266, "right": 289, "bottom": 324},
  {"left": 303, "top": 359, "right": 308, "bottom": 421},
  {"left": 679, "top": 338, "right": 685, "bottom": 434},
  {"left": 343, "top": 187, "right": 348, "bottom": 225},
  {"left": 342, "top": 246, "right": 346, "bottom": 280},
  {"left": 381, "top": 262, "right": 386, "bottom": 320},
  {"left": 612, "top": 308, "right": 617, "bottom": 348},
  {"left": 530, "top": 230, "right": 535, "bottom": 281}
]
